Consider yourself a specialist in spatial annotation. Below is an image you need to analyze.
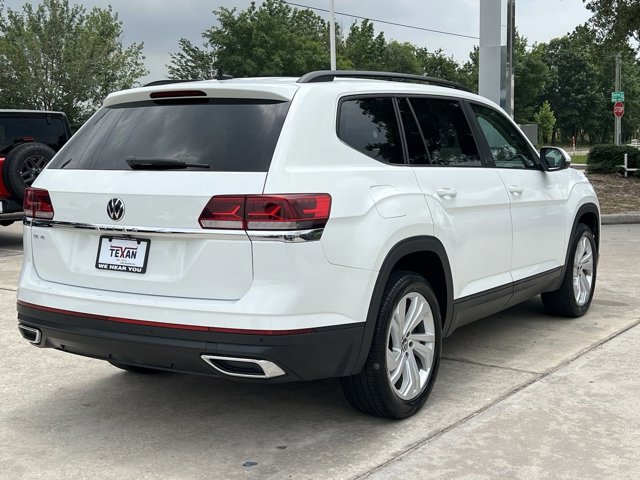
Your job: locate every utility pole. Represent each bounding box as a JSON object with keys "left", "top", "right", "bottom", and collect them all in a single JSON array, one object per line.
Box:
[
  {"left": 329, "top": 0, "right": 336, "bottom": 70},
  {"left": 615, "top": 52, "right": 622, "bottom": 145}
]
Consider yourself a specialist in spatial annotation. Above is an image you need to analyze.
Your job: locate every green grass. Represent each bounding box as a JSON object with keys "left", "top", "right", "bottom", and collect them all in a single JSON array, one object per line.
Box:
[{"left": 570, "top": 154, "right": 587, "bottom": 164}]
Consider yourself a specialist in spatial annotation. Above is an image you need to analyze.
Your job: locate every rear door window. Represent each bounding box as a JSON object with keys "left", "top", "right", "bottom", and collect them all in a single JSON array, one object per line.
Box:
[
  {"left": 408, "top": 98, "right": 481, "bottom": 167},
  {"left": 0, "top": 114, "right": 68, "bottom": 153},
  {"left": 49, "top": 99, "right": 290, "bottom": 172},
  {"left": 338, "top": 97, "right": 403, "bottom": 164}
]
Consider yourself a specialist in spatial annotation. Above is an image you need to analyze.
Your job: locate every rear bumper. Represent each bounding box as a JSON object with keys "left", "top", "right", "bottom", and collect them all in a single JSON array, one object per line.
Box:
[
  {"left": 0, "top": 197, "right": 22, "bottom": 220},
  {"left": 17, "top": 303, "right": 365, "bottom": 382}
]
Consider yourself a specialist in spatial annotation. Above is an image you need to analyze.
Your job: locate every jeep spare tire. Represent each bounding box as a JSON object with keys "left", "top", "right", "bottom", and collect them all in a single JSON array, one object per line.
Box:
[{"left": 2, "top": 142, "right": 55, "bottom": 200}]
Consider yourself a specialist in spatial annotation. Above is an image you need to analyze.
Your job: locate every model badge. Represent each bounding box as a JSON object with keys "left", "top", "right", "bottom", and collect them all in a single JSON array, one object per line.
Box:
[{"left": 107, "top": 198, "right": 125, "bottom": 221}]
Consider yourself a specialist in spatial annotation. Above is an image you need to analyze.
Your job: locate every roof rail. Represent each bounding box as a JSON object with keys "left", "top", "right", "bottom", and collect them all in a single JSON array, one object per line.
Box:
[{"left": 297, "top": 70, "right": 470, "bottom": 92}]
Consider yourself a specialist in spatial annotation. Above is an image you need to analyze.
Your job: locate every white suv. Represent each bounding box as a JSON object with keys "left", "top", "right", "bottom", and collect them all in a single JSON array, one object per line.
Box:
[{"left": 16, "top": 71, "right": 599, "bottom": 419}]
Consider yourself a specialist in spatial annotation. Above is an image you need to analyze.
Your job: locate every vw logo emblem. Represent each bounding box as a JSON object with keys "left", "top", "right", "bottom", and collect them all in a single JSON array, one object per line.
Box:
[{"left": 107, "top": 198, "right": 125, "bottom": 221}]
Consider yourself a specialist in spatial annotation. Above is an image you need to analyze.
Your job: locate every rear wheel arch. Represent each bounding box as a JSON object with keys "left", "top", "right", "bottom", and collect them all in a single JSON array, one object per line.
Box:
[{"left": 350, "top": 236, "right": 453, "bottom": 375}]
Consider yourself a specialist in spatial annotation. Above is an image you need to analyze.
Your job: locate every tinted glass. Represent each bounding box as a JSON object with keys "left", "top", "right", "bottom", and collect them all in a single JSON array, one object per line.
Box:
[
  {"left": 338, "top": 97, "right": 403, "bottom": 164},
  {"left": 0, "top": 114, "right": 68, "bottom": 154},
  {"left": 471, "top": 103, "right": 538, "bottom": 169},
  {"left": 398, "top": 99, "right": 430, "bottom": 165},
  {"left": 409, "top": 98, "right": 481, "bottom": 167},
  {"left": 49, "top": 99, "right": 290, "bottom": 172}
]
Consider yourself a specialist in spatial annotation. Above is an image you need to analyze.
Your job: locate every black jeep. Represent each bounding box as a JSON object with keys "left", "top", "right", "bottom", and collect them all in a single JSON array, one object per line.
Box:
[{"left": 0, "top": 110, "right": 71, "bottom": 226}]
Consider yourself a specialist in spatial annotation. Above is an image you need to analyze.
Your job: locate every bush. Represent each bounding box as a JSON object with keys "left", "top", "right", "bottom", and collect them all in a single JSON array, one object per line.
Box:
[{"left": 586, "top": 145, "right": 640, "bottom": 173}]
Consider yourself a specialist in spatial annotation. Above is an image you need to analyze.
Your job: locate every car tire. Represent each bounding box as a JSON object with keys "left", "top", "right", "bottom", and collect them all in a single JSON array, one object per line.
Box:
[
  {"left": 341, "top": 271, "right": 442, "bottom": 419},
  {"left": 541, "top": 223, "right": 597, "bottom": 317},
  {"left": 2, "top": 142, "right": 56, "bottom": 201},
  {"left": 109, "top": 361, "right": 163, "bottom": 374}
]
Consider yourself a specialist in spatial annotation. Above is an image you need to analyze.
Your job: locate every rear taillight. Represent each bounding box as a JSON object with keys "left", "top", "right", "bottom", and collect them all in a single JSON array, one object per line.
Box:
[
  {"left": 0, "top": 156, "right": 10, "bottom": 198},
  {"left": 199, "top": 194, "right": 331, "bottom": 231},
  {"left": 24, "top": 187, "right": 54, "bottom": 219},
  {"left": 198, "top": 196, "right": 245, "bottom": 229}
]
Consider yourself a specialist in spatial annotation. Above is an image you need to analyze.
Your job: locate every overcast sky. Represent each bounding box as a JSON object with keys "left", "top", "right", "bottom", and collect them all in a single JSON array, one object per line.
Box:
[{"left": 4, "top": 0, "right": 593, "bottom": 82}]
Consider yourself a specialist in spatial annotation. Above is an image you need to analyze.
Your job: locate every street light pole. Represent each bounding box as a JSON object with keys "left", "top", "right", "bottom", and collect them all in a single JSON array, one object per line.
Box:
[{"left": 329, "top": 0, "right": 336, "bottom": 70}]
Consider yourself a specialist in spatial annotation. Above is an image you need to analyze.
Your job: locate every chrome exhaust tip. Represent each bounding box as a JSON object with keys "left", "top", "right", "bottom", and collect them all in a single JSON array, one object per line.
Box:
[
  {"left": 18, "top": 324, "right": 42, "bottom": 345},
  {"left": 201, "top": 355, "right": 285, "bottom": 379}
]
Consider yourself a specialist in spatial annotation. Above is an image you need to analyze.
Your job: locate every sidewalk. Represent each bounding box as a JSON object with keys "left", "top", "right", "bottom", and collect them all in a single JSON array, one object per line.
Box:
[{"left": 365, "top": 319, "right": 640, "bottom": 479}]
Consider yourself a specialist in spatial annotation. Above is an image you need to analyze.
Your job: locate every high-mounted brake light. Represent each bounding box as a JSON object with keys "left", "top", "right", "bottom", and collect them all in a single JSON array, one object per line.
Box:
[
  {"left": 198, "top": 194, "right": 331, "bottom": 231},
  {"left": 150, "top": 90, "right": 207, "bottom": 99},
  {"left": 24, "top": 187, "right": 54, "bottom": 219}
]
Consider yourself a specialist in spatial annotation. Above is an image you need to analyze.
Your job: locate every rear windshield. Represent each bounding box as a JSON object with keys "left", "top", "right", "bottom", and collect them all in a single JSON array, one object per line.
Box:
[
  {"left": 0, "top": 114, "right": 69, "bottom": 154},
  {"left": 48, "top": 99, "right": 290, "bottom": 172}
]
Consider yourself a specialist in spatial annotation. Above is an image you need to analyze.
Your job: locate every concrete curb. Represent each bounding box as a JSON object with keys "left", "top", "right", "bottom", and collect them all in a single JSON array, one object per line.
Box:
[{"left": 602, "top": 214, "right": 640, "bottom": 225}]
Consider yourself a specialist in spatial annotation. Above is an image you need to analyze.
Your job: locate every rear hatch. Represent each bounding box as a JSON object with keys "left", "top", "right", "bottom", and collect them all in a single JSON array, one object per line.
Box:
[{"left": 29, "top": 84, "right": 295, "bottom": 300}]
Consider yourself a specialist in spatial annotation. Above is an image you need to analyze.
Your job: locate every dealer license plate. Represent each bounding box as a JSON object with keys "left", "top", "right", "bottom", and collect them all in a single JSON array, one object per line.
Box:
[{"left": 95, "top": 236, "right": 150, "bottom": 274}]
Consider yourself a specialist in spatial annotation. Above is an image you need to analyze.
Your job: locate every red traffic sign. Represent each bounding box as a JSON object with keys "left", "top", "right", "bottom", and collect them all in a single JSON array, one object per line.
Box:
[{"left": 614, "top": 101, "right": 625, "bottom": 118}]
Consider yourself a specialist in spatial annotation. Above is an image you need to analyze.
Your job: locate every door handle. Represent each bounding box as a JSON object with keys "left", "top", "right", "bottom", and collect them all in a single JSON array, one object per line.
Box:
[
  {"left": 508, "top": 185, "right": 524, "bottom": 195},
  {"left": 436, "top": 188, "right": 457, "bottom": 199}
]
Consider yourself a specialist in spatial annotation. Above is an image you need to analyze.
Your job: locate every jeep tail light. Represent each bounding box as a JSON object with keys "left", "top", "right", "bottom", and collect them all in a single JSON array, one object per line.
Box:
[
  {"left": 198, "top": 194, "right": 331, "bottom": 231},
  {"left": 24, "top": 188, "right": 55, "bottom": 219}
]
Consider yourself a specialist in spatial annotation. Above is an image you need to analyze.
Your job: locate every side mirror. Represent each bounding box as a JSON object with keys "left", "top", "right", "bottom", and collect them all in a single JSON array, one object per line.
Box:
[{"left": 540, "top": 147, "right": 571, "bottom": 171}]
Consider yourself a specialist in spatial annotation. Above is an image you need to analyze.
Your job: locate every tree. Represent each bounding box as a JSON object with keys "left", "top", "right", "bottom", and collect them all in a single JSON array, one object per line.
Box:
[
  {"left": 513, "top": 33, "right": 550, "bottom": 123},
  {"left": 584, "top": 0, "right": 640, "bottom": 46},
  {"left": 540, "top": 33, "right": 603, "bottom": 143},
  {"left": 0, "top": 0, "right": 147, "bottom": 126},
  {"left": 169, "top": 0, "right": 332, "bottom": 78},
  {"left": 344, "top": 19, "right": 386, "bottom": 71},
  {"left": 168, "top": 39, "right": 217, "bottom": 80},
  {"left": 416, "top": 48, "right": 461, "bottom": 81},
  {"left": 457, "top": 46, "right": 479, "bottom": 92},
  {"left": 382, "top": 41, "right": 420, "bottom": 74},
  {"left": 534, "top": 101, "right": 556, "bottom": 144}
]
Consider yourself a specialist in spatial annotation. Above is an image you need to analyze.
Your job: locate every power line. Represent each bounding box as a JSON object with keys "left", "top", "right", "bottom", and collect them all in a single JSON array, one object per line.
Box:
[{"left": 283, "top": 1, "right": 479, "bottom": 40}]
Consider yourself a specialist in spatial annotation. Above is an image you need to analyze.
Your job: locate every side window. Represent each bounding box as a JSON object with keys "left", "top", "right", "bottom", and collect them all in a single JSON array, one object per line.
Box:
[
  {"left": 397, "top": 99, "right": 430, "bottom": 165},
  {"left": 409, "top": 98, "right": 481, "bottom": 167},
  {"left": 338, "top": 97, "right": 404, "bottom": 164},
  {"left": 471, "top": 103, "right": 538, "bottom": 169}
]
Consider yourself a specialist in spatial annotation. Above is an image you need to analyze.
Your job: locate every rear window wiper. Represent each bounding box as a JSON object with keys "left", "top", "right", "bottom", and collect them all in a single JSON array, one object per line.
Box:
[{"left": 125, "top": 157, "right": 210, "bottom": 170}]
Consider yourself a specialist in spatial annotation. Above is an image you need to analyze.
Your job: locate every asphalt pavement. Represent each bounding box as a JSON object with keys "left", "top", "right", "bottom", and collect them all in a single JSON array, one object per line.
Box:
[{"left": 1, "top": 222, "right": 639, "bottom": 479}]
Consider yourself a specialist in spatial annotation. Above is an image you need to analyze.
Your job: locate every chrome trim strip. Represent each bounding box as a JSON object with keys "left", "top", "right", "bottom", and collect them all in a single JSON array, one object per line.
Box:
[
  {"left": 200, "top": 355, "right": 286, "bottom": 379},
  {"left": 18, "top": 324, "right": 42, "bottom": 345},
  {"left": 24, "top": 218, "right": 248, "bottom": 240},
  {"left": 25, "top": 218, "right": 324, "bottom": 243},
  {"left": 248, "top": 228, "right": 324, "bottom": 243}
]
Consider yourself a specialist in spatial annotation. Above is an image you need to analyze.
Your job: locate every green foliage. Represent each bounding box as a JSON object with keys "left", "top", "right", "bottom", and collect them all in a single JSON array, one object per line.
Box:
[
  {"left": 540, "top": 31, "right": 604, "bottom": 143},
  {"left": 344, "top": 19, "right": 386, "bottom": 71},
  {"left": 457, "top": 46, "right": 478, "bottom": 92},
  {"left": 165, "top": 0, "right": 640, "bottom": 147},
  {"left": 168, "top": 38, "right": 217, "bottom": 80},
  {"left": 513, "top": 34, "right": 550, "bottom": 123},
  {"left": 167, "top": 0, "right": 476, "bottom": 87},
  {"left": 534, "top": 101, "right": 556, "bottom": 144},
  {"left": 0, "top": 0, "right": 147, "bottom": 126},
  {"left": 586, "top": 144, "right": 640, "bottom": 173},
  {"left": 417, "top": 48, "right": 460, "bottom": 81},
  {"left": 382, "top": 41, "right": 420, "bottom": 74},
  {"left": 205, "top": 0, "right": 330, "bottom": 77},
  {"left": 584, "top": 0, "right": 640, "bottom": 45}
]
